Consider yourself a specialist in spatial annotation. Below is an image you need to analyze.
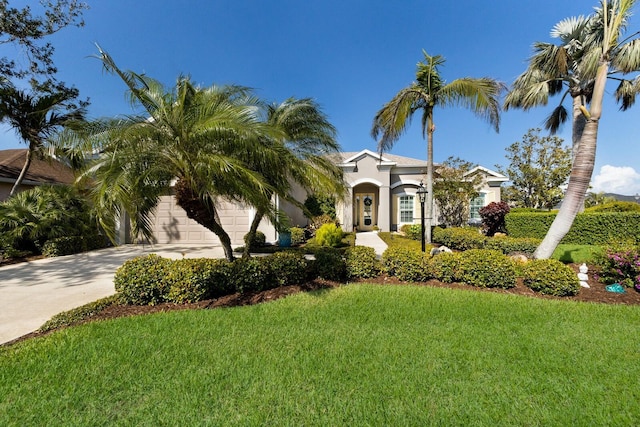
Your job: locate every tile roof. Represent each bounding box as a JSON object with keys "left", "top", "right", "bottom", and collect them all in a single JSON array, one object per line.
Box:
[{"left": 0, "top": 149, "right": 75, "bottom": 185}]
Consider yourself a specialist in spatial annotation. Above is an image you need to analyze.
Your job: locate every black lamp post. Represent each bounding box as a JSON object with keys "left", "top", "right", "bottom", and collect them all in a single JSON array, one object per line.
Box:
[{"left": 417, "top": 182, "right": 428, "bottom": 252}]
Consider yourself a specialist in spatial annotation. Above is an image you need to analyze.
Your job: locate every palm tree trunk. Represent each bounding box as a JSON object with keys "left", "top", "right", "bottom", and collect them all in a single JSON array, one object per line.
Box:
[
  {"left": 174, "top": 179, "right": 235, "bottom": 261},
  {"left": 571, "top": 94, "right": 587, "bottom": 158},
  {"left": 425, "top": 116, "right": 434, "bottom": 243},
  {"left": 9, "top": 148, "right": 33, "bottom": 198},
  {"left": 243, "top": 209, "right": 264, "bottom": 258}
]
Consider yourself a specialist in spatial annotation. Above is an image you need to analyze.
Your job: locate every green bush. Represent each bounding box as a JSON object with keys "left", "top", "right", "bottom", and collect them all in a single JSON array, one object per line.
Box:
[
  {"left": 427, "top": 252, "right": 462, "bottom": 283},
  {"left": 485, "top": 235, "right": 541, "bottom": 256},
  {"left": 400, "top": 224, "right": 422, "bottom": 241},
  {"left": 382, "top": 246, "right": 430, "bottom": 282},
  {"left": 458, "top": 249, "right": 516, "bottom": 289},
  {"left": 230, "top": 257, "right": 275, "bottom": 294},
  {"left": 166, "top": 258, "right": 234, "bottom": 303},
  {"left": 585, "top": 201, "right": 640, "bottom": 212},
  {"left": 41, "top": 234, "right": 109, "bottom": 257},
  {"left": 433, "top": 227, "right": 487, "bottom": 251},
  {"left": 114, "top": 254, "right": 173, "bottom": 305},
  {"left": 263, "top": 251, "right": 309, "bottom": 286},
  {"left": 290, "top": 227, "right": 306, "bottom": 246},
  {"left": 312, "top": 248, "right": 346, "bottom": 281},
  {"left": 244, "top": 231, "right": 266, "bottom": 250},
  {"left": 345, "top": 246, "right": 380, "bottom": 279},
  {"left": 594, "top": 245, "right": 640, "bottom": 289},
  {"left": 522, "top": 259, "right": 580, "bottom": 296},
  {"left": 38, "top": 294, "right": 121, "bottom": 333},
  {"left": 315, "top": 223, "right": 344, "bottom": 247}
]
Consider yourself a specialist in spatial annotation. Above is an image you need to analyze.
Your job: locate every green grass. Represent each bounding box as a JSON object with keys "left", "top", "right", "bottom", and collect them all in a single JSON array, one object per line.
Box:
[
  {"left": 1, "top": 285, "right": 638, "bottom": 426},
  {"left": 552, "top": 244, "right": 604, "bottom": 263},
  {"left": 378, "top": 231, "right": 429, "bottom": 251}
]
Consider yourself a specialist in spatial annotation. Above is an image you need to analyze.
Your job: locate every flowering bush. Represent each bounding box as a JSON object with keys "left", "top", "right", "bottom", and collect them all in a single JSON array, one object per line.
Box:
[{"left": 594, "top": 246, "right": 640, "bottom": 291}]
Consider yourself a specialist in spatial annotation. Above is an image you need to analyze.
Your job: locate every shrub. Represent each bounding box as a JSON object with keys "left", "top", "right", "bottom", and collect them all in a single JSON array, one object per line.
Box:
[
  {"left": 38, "top": 294, "right": 121, "bottom": 333},
  {"left": 585, "top": 201, "right": 640, "bottom": 212},
  {"left": 312, "top": 248, "right": 346, "bottom": 281},
  {"left": 458, "top": 249, "right": 516, "bottom": 289},
  {"left": 114, "top": 254, "right": 173, "bottom": 305},
  {"left": 432, "top": 227, "right": 486, "bottom": 251},
  {"left": 427, "top": 252, "right": 462, "bottom": 283},
  {"left": 382, "top": 246, "right": 430, "bottom": 282},
  {"left": 594, "top": 245, "right": 640, "bottom": 290},
  {"left": 41, "top": 234, "right": 109, "bottom": 257},
  {"left": 345, "top": 246, "right": 380, "bottom": 279},
  {"left": 263, "top": 251, "right": 308, "bottom": 286},
  {"left": 522, "top": 259, "right": 580, "bottom": 296},
  {"left": 485, "top": 235, "right": 541, "bottom": 256},
  {"left": 244, "top": 231, "right": 266, "bottom": 250},
  {"left": 230, "top": 257, "right": 275, "bottom": 293},
  {"left": 290, "top": 227, "right": 306, "bottom": 246},
  {"left": 479, "top": 201, "right": 510, "bottom": 236},
  {"left": 166, "top": 258, "right": 234, "bottom": 303},
  {"left": 400, "top": 224, "right": 422, "bottom": 241},
  {"left": 315, "top": 223, "right": 344, "bottom": 247}
]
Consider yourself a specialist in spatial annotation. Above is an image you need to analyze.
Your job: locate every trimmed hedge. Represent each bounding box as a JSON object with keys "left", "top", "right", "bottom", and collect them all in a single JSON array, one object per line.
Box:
[
  {"left": 485, "top": 235, "right": 540, "bottom": 256},
  {"left": 506, "top": 212, "right": 640, "bottom": 245},
  {"left": 522, "top": 259, "right": 580, "bottom": 296},
  {"left": 311, "top": 248, "right": 347, "bottom": 281},
  {"left": 427, "top": 252, "right": 461, "bottom": 283},
  {"left": 41, "top": 234, "right": 110, "bottom": 257},
  {"left": 114, "top": 254, "right": 173, "bottom": 305},
  {"left": 458, "top": 249, "right": 517, "bottom": 289},
  {"left": 382, "top": 247, "right": 430, "bottom": 282},
  {"left": 432, "top": 227, "right": 487, "bottom": 251},
  {"left": 345, "top": 246, "right": 380, "bottom": 279}
]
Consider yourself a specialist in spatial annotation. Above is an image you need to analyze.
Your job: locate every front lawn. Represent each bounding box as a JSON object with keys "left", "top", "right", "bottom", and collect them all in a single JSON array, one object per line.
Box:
[{"left": 1, "top": 285, "right": 638, "bottom": 425}]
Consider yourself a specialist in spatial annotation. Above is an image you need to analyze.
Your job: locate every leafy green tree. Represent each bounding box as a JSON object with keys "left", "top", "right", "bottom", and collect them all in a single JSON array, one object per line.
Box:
[
  {"left": 584, "top": 191, "right": 617, "bottom": 207},
  {"left": 0, "top": 79, "right": 85, "bottom": 197},
  {"left": 0, "top": 0, "right": 87, "bottom": 90},
  {"left": 433, "top": 157, "right": 482, "bottom": 227},
  {"left": 73, "top": 48, "right": 276, "bottom": 261},
  {"left": 372, "top": 51, "right": 503, "bottom": 243},
  {"left": 242, "top": 98, "right": 345, "bottom": 257},
  {"left": 496, "top": 129, "right": 571, "bottom": 210},
  {"left": 504, "top": 1, "right": 640, "bottom": 258}
]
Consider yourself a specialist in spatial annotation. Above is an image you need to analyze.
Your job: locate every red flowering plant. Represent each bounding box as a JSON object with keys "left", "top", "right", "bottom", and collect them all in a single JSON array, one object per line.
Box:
[{"left": 594, "top": 245, "right": 640, "bottom": 291}]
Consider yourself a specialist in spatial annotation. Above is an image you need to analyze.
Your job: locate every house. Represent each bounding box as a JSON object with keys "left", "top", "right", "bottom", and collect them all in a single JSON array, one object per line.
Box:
[
  {"left": 0, "top": 149, "right": 75, "bottom": 201},
  {"left": 145, "top": 149, "right": 507, "bottom": 245}
]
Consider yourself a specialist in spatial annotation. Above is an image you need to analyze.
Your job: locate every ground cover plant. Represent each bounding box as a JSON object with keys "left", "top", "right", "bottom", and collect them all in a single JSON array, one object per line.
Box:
[{"left": 1, "top": 284, "right": 638, "bottom": 425}]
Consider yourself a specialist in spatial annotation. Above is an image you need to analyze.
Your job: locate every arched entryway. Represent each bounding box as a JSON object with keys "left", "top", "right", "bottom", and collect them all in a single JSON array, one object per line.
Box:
[{"left": 352, "top": 183, "right": 380, "bottom": 232}]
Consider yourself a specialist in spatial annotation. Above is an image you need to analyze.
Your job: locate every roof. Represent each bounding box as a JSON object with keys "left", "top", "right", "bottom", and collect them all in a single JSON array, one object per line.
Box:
[
  {"left": 334, "top": 149, "right": 430, "bottom": 167},
  {"left": 0, "top": 149, "right": 75, "bottom": 185}
]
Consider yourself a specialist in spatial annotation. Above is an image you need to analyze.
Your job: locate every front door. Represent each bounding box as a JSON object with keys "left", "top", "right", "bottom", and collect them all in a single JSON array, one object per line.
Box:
[{"left": 356, "top": 193, "right": 376, "bottom": 231}]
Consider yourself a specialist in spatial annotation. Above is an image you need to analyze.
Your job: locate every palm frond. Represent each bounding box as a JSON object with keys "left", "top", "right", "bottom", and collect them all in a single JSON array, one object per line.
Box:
[{"left": 543, "top": 104, "right": 569, "bottom": 134}]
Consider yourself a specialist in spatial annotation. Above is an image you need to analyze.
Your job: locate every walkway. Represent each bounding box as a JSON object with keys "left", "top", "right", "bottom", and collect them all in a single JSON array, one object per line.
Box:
[
  {"left": 0, "top": 244, "right": 225, "bottom": 345},
  {"left": 354, "top": 231, "right": 388, "bottom": 257}
]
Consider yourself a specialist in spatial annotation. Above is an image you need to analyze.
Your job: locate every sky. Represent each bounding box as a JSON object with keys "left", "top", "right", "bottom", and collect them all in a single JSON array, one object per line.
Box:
[{"left": 2, "top": 0, "right": 640, "bottom": 194}]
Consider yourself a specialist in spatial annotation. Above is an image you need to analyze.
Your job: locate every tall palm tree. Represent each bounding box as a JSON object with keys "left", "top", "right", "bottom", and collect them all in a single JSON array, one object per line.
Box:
[
  {"left": 241, "top": 98, "right": 345, "bottom": 257},
  {"left": 372, "top": 51, "right": 503, "bottom": 242},
  {"left": 0, "top": 80, "right": 85, "bottom": 197},
  {"left": 77, "top": 49, "right": 276, "bottom": 261},
  {"left": 505, "top": 0, "right": 640, "bottom": 258}
]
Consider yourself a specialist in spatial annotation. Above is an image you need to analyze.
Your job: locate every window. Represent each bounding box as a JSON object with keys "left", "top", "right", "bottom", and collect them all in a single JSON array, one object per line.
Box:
[
  {"left": 469, "top": 194, "right": 486, "bottom": 220},
  {"left": 399, "top": 195, "right": 414, "bottom": 223}
]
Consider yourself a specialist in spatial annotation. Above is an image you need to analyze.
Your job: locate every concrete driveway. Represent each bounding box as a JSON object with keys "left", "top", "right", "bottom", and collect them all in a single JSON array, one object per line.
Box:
[{"left": 0, "top": 244, "right": 225, "bottom": 345}]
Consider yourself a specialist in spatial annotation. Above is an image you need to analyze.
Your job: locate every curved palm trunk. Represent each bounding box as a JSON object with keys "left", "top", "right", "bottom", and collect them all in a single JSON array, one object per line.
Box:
[
  {"left": 571, "top": 94, "right": 587, "bottom": 157},
  {"left": 9, "top": 147, "right": 33, "bottom": 198},
  {"left": 243, "top": 209, "right": 264, "bottom": 258},
  {"left": 174, "top": 180, "right": 235, "bottom": 261},
  {"left": 425, "top": 119, "right": 434, "bottom": 244},
  {"left": 534, "top": 63, "right": 608, "bottom": 259}
]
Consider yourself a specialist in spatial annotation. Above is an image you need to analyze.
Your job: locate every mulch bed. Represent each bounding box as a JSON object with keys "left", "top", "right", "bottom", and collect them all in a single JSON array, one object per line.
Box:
[{"left": 3, "top": 262, "right": 639, "bottom": 348}]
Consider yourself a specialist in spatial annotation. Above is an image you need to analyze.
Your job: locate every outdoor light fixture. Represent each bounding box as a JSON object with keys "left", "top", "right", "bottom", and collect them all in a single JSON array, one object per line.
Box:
[{"left": 417, "top": 181, "right": 428, "bottom": 252}]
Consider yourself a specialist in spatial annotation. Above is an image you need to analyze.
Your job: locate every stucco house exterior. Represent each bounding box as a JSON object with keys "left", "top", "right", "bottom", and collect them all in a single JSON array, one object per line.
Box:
[
  {"left": 145, "top": 149, "right": 507, "bottom": 245},
  {"left": 0, "top": 149, "right": 75, "bottom": 201}
]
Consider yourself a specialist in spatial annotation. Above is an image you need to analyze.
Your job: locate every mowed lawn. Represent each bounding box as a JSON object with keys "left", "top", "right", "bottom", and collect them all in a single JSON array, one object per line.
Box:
[{"left": 1, "top": 284, "right": 638, "bottom": 426}]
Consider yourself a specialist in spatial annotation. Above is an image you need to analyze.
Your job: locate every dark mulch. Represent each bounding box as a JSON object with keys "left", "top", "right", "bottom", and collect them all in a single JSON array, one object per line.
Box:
[{"left": 3, "top": 262, "right": 639, "bottom": 348}]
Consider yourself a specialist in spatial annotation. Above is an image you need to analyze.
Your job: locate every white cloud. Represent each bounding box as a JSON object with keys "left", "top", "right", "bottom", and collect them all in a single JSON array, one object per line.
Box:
[{"left": 590, "top": 165, "right": 640, "bottom": 195}]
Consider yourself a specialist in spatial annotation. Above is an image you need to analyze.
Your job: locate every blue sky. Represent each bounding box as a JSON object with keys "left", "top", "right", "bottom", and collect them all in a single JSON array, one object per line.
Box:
[{"left": 3, "top": 0, "right": 640, "bottom": 194}]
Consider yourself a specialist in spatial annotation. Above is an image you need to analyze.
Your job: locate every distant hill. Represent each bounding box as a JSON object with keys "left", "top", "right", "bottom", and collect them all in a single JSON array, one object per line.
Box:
[{"left": 604, "top": 193, "right": 640, "bottom": 202}]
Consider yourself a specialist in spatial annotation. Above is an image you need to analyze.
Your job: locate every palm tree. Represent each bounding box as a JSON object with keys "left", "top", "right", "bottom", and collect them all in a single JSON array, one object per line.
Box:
[
  {"left": 77, "top": 49, "right": 276, "bottom": 261},
  {"left": 506, "top": 0, "right": 640, "bottom": 258},
  {"left": 372, "top": 51, "right": 503, "bottom": 242},
  {"left": 241, "top": 98, "right": 345, "bottom": 257},
  {"left": 0, "top": 80, "right": 85, "bottom": 197}
]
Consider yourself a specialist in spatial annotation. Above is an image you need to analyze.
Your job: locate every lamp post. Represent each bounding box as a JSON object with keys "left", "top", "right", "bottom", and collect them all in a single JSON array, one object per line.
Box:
[{"left": 417, "top": 181, "right": 428, "bottom": 252}]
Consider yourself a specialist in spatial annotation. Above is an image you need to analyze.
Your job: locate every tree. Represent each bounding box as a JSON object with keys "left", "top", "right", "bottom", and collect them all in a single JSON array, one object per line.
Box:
[
  {"left": 504, "top": 1, "right": 640, "bottom": 259},
  {"left": 241, "top": 98, "right": 345, "bottom": 257},
  {"left": 0, "top": 0, "right": 87, "bottom": 90},
  {"left": 496, "top": 129, "right": 571, "bottom": 210},
  {"left": 74, "top": 49, "right": 275, "bottom": 261},
  {"left": 0, "top": 79, "right": 85, "bottom": 197},
  {"left": 432, "top": 157, "right": 482, "bottom": 227},
  {"left": 372, "top": 51, "right": 504, "bottom": 243},
  {"left": 584, "top": 191, "right": 616, "bottom": 207}
]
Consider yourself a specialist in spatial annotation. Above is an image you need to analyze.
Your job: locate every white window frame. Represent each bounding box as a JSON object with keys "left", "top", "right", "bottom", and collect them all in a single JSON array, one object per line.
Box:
[
  {"left": 469, "top": 193, "right": 486, "bottom": 220},
  {"left": 398, "top": 194, "right": 415, "bottom": 225}
]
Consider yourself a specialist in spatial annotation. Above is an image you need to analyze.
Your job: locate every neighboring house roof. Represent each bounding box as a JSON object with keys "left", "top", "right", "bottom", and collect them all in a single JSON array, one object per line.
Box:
[{"left": 0, "top": 149, "right": 75, "bottom": 186}]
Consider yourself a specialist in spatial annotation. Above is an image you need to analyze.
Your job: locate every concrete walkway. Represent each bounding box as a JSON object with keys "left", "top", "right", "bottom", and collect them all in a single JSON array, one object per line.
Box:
[
  {"left": 0, "top": 244, "right": 225, "bottom": 345},
  {"left": 355, "top": 231, "right": 388, "bottom": 257}
]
